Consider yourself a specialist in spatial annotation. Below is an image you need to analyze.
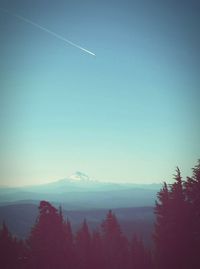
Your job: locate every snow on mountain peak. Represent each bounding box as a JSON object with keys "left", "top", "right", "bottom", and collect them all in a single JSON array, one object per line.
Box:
[{"left": 68, "top": 171, "right": 91, "bottom": 182}]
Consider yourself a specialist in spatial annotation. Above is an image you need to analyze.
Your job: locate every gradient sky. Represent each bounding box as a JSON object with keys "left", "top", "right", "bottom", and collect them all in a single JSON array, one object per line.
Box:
[{"left": 0, "top": 0, "right": 200, "bottom": 186}]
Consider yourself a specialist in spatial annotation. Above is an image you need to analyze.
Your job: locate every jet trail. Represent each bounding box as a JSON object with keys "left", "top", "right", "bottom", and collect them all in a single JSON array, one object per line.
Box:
[{"left": 0, "top": 8, "right": 96, "bottom": 56}]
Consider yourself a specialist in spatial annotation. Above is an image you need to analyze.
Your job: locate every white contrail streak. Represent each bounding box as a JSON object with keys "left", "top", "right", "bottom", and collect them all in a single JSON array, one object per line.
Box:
[{"left": 0, "top": 8, "right": 96, "bottom": 56}]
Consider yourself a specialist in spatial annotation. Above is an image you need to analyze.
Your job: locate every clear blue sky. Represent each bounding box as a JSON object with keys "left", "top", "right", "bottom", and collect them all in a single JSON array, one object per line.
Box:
[{"left": 0, "top": 0, "right": 199, "bottom": 186}]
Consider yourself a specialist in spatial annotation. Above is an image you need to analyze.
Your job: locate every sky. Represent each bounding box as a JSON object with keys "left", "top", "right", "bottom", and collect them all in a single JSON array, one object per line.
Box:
[{"left": 0, "top": 0, "right": 200, "bottom": 186}]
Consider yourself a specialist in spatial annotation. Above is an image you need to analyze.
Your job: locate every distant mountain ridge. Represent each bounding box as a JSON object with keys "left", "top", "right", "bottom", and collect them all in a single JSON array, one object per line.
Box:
[
  {"left": 0, "top": 173, "right": 159, "bottom": 243},
  {"left": 0, "top": 172, "right": 161, "bottom": 209}
]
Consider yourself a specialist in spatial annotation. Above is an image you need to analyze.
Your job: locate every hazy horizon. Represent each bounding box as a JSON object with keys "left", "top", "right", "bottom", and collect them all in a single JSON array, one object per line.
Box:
[
  {"left": 0, "top": 164, "right": 197, "bottom": 188},
  {"left": 1, "top": 0, "right": 199, "bottom": 187},
  {"left": 0, "top": 170, "right": 163, "bottom": 187}
]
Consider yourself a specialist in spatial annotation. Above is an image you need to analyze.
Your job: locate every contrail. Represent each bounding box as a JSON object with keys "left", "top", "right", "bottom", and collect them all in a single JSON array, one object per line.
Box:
[{"left": 0, "top": 8, "right": 96, "bottom": 56}]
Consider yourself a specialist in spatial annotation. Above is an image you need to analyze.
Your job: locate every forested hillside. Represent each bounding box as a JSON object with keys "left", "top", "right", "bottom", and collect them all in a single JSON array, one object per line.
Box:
[{"left": 0, "top": 160, "right": 200, "bottom": 268}]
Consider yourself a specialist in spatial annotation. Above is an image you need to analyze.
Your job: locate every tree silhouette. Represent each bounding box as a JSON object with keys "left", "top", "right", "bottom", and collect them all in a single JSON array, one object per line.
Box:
[
  {"left": 0, "top": 222, "right": 15, "bottom": 268},
  {"left": 101, "top": 210, "right": 129, "bottom": 269},
  {"left": 154, "top": 181, "right": 171, "bottom": 268},
  {"left": 0, "top": 221, "right": 27, "bottom": 269},
  {"left": 75, "top": 219, "right": 91, "bottom": 269},
  {"left": 185, "top": 160, "right": 200, "bottom": 268},
  {"left": 27, "top": 201, "right": 69, "bottom": 269},
  {"left": 90, "top": 230, "right": 104, "bottom": 269},
  {"left": 170, "top": 167, "right": 191, "bottom": 268},
  {"left": 154, "top": 164, "right": 200, "bottom": 269},
  {"left": 62, "top": 218, "right": 74, "bottom": 269}
]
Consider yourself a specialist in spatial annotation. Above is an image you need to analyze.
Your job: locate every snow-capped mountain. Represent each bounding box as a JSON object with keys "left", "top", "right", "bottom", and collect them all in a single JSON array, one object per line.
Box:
[
  {"left": 68, "top": 171, "right": 91, "bottom": 182},
  {"left": 0, "top": 172, "right": 162, "bottom": 209}
]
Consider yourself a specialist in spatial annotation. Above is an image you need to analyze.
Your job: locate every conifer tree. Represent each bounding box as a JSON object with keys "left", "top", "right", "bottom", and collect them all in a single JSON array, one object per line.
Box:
[
  {"left": 90, "top": 230, "right": 104, "bottom": 269},
  {"left": 0, "top": 222, "right": 26, "bottom": 269},
  {"left": 185, "top": 160, "right": 200, "bottom": 268},
  {"left": 154, "top": 168, "right": 191, "bottom": 269},
  {"left": 75, "top": 219, "right": 91, "bottom": 269},
  {"left": 62, "top": 218, "right": 74, "bottom": 269},
  {"left": 101, "top": 210, "right": 129, "bottom": 269},
  {"left": 28, "top": 201, "right": 69, "bottom": 269},
  {"left": 154, "top": 182, "right": 171, "bottom": 268},
  {"left": 170, "top": 167, "right": 190, "bottom": 268},
  {"left": 0, "top": 222, "right": 14, "bottom": 268}
]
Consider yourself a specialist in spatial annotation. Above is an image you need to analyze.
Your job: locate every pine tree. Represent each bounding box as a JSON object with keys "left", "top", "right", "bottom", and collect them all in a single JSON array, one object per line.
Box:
[
  {"left": 75, "top": 219, "right": 91, "bottom": 269},
  {"left": 101, "top": 210, "right": 129, "bottom": 269},
  {"left": 154, "top": 182, "right": 171, "bottom": 269},
  {"left": 62, "top": 218, "right": 74, "bottom": 269},
  {"left": 0, "top": 222, "right": 14, "bottom": 268},
  {"left": 0, "top": 222, "right": 26, "bottom": 269},
  {"left": 185, "top": 160, "right": 200, "bottom": 268},
  {"left": 170, "top": 167, "right": 190, "bottom": 268},
  {"left": 90, "top": 230, "right": 104, "bottom": 269},
  {"left": 27, "top": 201, "right": 69, "bottom": 269},
  {"left": 154, "top": 168, "right": 191, "bottom": 269}
]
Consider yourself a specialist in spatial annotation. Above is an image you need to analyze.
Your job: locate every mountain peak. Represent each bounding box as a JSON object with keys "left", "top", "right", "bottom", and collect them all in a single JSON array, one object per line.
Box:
[{"left": 68, "top": 171, "right": 91, "bottom": 182}]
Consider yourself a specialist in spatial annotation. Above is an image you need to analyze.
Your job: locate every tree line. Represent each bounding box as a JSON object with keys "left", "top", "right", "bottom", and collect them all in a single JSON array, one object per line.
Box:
[{"left": 0, "top": 160, "right": 200, "bottom": 269}]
